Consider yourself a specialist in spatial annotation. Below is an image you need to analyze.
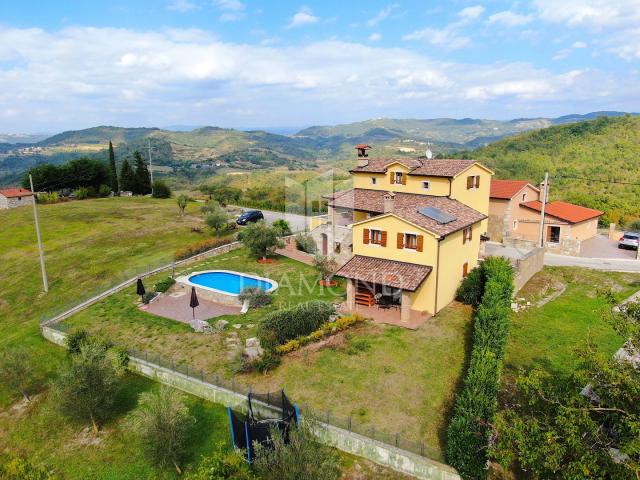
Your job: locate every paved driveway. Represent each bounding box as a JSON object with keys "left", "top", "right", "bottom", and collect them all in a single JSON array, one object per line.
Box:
[
  {"left": 579, "top": 234, "right": 636, "bottom": 259},
  {"left": 231, "top": 206, "right": 308, "bottom": 232}
]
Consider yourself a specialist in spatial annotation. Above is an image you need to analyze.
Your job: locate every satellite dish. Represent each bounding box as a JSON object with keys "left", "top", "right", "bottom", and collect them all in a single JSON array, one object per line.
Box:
[{"left": 426, "top": 148, "right": 433, "bottom": 159}]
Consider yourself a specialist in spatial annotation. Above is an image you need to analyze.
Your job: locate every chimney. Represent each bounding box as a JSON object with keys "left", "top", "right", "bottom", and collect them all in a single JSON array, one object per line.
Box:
[
  {"left": 355, "top": 144, "right": 371, "bottom": 167},
  {"left": 383, "top": 192, "right": 395, "bottom": 213}
]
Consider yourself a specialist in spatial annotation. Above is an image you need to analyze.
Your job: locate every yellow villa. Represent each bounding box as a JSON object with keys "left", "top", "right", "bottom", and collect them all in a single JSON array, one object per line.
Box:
[{"left": 322, "top": 146, "right": 493, "bottom": 325}]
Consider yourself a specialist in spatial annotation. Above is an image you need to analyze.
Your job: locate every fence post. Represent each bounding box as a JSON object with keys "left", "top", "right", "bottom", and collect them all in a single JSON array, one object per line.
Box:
[
  {"left": 395, "top": 433, "right": 399, "bottom": 448},
  {"left": 232, "top": 378, "right": 235, "bottom": 392},
  {"left": 200, "top": 370, "right": 204, "bottom": 382},
  {"left": 420, "top": 442, "right": 425, "bottom": 456},
  {"left": 348, "top": 416, "right": 352, "bottom": 431},
  {"left": 186, "top": 365, "right": 189, "bottom": 377},
  {"left": 326, "top": 411, "right": 330, "bottom": 424}
]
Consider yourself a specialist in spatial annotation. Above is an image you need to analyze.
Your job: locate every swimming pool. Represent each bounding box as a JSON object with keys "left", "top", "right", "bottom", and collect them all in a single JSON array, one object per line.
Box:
[{"left": 185, "top": 270, "right": 278, "bottom": 296}]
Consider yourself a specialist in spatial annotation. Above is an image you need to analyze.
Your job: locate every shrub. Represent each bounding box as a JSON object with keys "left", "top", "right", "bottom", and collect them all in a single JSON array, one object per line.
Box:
[
  {"left": 272, "top": 219, "right": 291, "bottom": 237},
  {"left": 446, "top": 256, "right": 514, "bottom": 478},
  {"left": 276, "top": 314, "right": 364, "bottom": 354},
  {"left": 238, "top": 287, "right": 272, "bottom": 309},
  {"left": 174, "top": 237, "right": 234, "bottom": 260},
  {"left": 295, "top": 233, "right": 316, "bottom": 254},
  {"left": 142, "top": 292, "right": 158, "bottom": 304},
  {"left": 37, "top": 192, "right": 59, "bottom": 204},
  {"left": 185, "top": 445, "right": 253, "bottom": 480},
  {"left": 249, "top": 350, "right": 281, "bottom": 373},
  {"left": 152, "top": 180, "right": 172, "bottom": 199},
  {"left": 98, "top": 184, "right": 112, "bottom": 197},
  {"left": 74, "top": 187, "right": 89, "bottom": 200},
  {"left": 258, "top": 301, "right": 335, "bottom": 349},
  {"left": 456, "top": 266, "right": 485, "bottom": 306},
  {"left": 0, "top": 456, "right": 58, "bottom": 480},
  {"left": 154, "top": 276, "right": 176, "bottom": 293},
  {"left": 66, "top": 329, "right": 90, "bottom": 355},
  {"left": 313, "top": 254, "right": 338, "bottom": 282}
]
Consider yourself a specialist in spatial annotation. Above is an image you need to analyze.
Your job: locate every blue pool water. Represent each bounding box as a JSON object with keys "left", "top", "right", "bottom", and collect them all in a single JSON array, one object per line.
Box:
[{"left": 188, "top": 271, "right": 275, "bottom": 295}]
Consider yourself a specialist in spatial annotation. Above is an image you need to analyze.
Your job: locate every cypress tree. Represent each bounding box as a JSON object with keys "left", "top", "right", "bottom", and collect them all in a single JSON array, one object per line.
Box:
[
  {"left": 108, "top": 141, "right": 119, "bottom": 194},
  {"left": 119, "top": 158, "right": 135, "bottom": 192},
  {"left": 132, "top": 150, "right": 152, "bottom": 195}
]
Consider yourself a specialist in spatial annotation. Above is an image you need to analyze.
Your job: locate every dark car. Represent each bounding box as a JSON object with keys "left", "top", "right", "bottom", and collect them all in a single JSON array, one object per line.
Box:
[{"left": 236, "top": 210, "right": 264, "bottom": 225}]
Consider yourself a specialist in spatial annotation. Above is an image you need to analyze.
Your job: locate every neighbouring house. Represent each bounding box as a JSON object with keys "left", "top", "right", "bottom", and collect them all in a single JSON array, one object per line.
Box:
[
  {"left": 312, "top": 145, "right": 493, "bottom": 324},
  {"left": 0, "top": 187, "right": 35, "bottom": 210},
  {"left": 489, "top": 179, "right": 604, "bottom": 255}
]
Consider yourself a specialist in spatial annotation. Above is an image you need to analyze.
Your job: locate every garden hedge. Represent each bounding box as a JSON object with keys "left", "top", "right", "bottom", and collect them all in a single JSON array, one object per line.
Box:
[
  {"left": 258, "top": 301, "right": 335, "bottom": 349},
  {"left": 447, "top": 257, "right": 514, "bottom": 479}
]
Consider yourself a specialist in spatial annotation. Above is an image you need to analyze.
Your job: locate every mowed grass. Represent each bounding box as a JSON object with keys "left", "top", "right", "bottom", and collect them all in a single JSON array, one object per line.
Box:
[
  {"left": 504, "top": 266, "right": 640, "bottom": 377},
  {"left": 0, "top": 196, "right": 208, "bottom": 406},
  {"left": 62, "top": 248, "right": 346, "bottom": 374}
]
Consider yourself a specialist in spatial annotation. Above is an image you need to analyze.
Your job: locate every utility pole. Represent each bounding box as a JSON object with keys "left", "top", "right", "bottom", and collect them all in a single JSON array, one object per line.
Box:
[
  {"left": 538, "top": 172, "right": 549, "bottom": 248},
  {"left": 29, "top": 174, "right": 48, "bottom": 293},
  {"left": 147, "top": 139, "right": 154, "bottom": 195}
]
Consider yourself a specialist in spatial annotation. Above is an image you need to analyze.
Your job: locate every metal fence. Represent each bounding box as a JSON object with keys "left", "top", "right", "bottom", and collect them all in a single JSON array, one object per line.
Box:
[{"left": 47, "top": 321, "right": 445, "bottom": 463}]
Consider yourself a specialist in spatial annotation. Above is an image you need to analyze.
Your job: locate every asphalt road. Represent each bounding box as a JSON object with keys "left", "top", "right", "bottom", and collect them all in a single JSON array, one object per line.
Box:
[
  {"left": 232, "top": 206, "right": 309, "bottom": 232},
  {"left": 544, "top": 253, "right": 640, "bottom": 272}
]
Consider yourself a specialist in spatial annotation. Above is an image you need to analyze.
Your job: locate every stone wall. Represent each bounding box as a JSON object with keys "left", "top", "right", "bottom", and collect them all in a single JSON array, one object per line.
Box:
[
  {"left": 513, "top": 247, "right": 545, "bottom": 292},
  {"left": 0, "top": 194, "right": 34, "bottom": 209},
  {"left": 41, "top": 326, "right": 460, "bottom": 480},
  {"left": 487, "top": 214, "right": 504, "bottom": 242}
]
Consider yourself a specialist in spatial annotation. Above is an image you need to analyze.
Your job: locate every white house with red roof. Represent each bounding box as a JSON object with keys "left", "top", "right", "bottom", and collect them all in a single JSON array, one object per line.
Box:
[
  {"left": 0, "top": 187, "right": 35, "bottom": 210},
  {"left": 489, "top": 179, "right": 603, "bottom": 253}
]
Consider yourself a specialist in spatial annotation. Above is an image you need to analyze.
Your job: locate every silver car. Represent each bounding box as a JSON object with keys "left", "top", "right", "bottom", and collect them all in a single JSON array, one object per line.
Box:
[{"left": 618, "top": 232, "right": 640, "bottom": 250}]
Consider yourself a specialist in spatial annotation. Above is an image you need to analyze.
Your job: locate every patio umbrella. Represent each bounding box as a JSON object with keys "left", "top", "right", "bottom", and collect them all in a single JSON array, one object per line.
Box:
[
  {"left": 190, "top": 286, "right": 199, "bottom": 319},
  {"left": 136, "top": 278, "right": 146, "bottom": 302}
]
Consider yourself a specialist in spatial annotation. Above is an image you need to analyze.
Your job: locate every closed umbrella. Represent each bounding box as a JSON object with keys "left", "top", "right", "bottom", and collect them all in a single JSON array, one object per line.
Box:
[
  {"left": 136, "top": 278, "right": 146, "bottom": 302},
  {"left": 190, "top": 286, "right": 199, "bottom": 319}
]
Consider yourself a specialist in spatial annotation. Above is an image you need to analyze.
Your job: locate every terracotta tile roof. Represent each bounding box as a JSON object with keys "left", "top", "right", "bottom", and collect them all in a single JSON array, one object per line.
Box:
[
  {"left": 349, "top": 157, "right": 479, "bottom": 177},
  {"left": 328, "top": 188, "right": 486, "bottom": 237},
  {"left": 521, "top": 200, "right": 604, "bottom": 224},
  {"left": 336, "top": 255, "right": 432, "bottom": 291},
  {"left": 490, "top": 179, "right": 536, "bottom": 199},
  {"left": 0, "top": 187, "right": 34, "bottom": 198}
]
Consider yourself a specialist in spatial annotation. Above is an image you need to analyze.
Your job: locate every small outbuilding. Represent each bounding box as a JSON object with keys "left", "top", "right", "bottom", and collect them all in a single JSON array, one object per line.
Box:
[{"left": 0, "top": 187, "right": 35, "bottom": 210}]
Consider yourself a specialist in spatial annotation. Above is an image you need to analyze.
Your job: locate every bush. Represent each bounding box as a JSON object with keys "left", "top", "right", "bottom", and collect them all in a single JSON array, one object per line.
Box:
[
  {"left": 142, "top": 292, "right": 157, "bottom": 304},
  {"left": 258, "top": 301, "right": 335, "bottom": 349},
  {"left": 295, "top": 233, "right": 316, "bottom": 254},
  {"left": 238, "top": 288, "right": 272, "bottom": 309},
  {"left": 98, "top": 184, "right": 111, "bottom": 197},
  {"left": 154, "top": 276, "right": 176, "bottom": 293},
  {"left": 185, "top": 445, "right": 253, "bottom": 480},
  {"left": 0, "top": 456, "right": 58, "bottom": 480},
  {"left": 446, "top": 256, "right": 514, "bottom": 478},
  {"left": 456, "top": 266, "right": 485, "bottom": 306},
  {"left": 276, "top": 314, "right": 364, "bottom": 354},
  {"left": 152, "top": 180, "right": 172, "bottom": 198},
  {"left": 37, "top": 192, "right": 59, "bottom": 204},
  {"left": 249, "top": 349, "right": 281, "bottom": 373},
  {"left": 174, "top": 237, "right": 234, "bottom": 260},
  {"left": 272, "top": 219, "right": 291, "bottom": 236},
  {"left": 74, "top": 187, "right": 89, "bottom": 200},
  {"left": 66, "top": 329, "right": 90, "bottom": 355}
]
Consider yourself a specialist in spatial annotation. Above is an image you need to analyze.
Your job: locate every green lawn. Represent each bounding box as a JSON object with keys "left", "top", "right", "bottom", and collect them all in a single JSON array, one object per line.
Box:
[{"left": 504, "top": 266, "right": 640, "bottom": 377}]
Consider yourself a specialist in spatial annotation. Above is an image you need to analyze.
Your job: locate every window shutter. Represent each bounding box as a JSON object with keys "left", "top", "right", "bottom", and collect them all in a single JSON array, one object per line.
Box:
[
  {"left": 475, "top": 175, "right": 480, "bottom": 188},
  {"left": 390, "top": 172, "right": 395, "bottom": 184},
  {"left": 401, "top": 173, "right": 406, "bottom": 185},
  {"left": 416, "top": 235, "right": 424, "bottom": 252},
  {"left": 463, "top": 262, "right": 469, "bottom": 277},
  {"left": 463, "top": 228, "right": 467, "bottom": 244},
  {"left": 469, "top": 226, "right": 473, "bottom": 240},
  {"left": 363, "top": 229, "right": 369, "bottom": 244},
  {"left": 381, "top": 231, "right": 387, "bottom": 247},
  {"left": 397, "top": 232, "right": 404, "bottom": 249},
  {"left": 467, "top": 176, "right": 473, "bottom": 189}
]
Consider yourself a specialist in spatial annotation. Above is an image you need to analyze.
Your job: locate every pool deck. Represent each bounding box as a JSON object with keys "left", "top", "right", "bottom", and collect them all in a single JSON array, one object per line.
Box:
[{"left": 141, "top": 290, "right": 242, "bottom": 324}]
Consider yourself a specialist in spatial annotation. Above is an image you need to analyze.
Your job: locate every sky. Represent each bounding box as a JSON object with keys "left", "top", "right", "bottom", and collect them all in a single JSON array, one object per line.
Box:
[{"left": 1, "top": 0, "right": 640, "bottom": 133}]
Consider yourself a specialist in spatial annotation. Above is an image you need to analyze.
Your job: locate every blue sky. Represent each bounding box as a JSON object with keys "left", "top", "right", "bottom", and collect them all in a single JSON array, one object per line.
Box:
[{"left": 1, "top": 0, "right": 639, "bottom": 132}]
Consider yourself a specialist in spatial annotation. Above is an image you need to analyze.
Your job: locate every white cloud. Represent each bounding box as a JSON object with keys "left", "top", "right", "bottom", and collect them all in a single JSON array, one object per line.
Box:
[
  {"left": 534, "top": 0, "right": 640, "bottom": 30},
  {"left": 0, "top": 26, "right": 636, "bottom": 131},
  {"left": 367, "top": 4, "right": 399, "bottom": 27},
  {"left": 458, "top": 5, "right": 485, "bottom": 20},
  {"left": 488, "top": 11, "right": 533, "bottom": 26},
  {"left": 572, "top": 41, "right": 588, "bottom": 48},
  {"left": 213, "top": 0, "right": 245, "bottom": 21},
  {"left": 553, "top": 41, "right": 589, "bottom": 60},
  {"left": 167, "top": 0, "right": 198, "bottom": 12},
  {"left": 287, "top": 7, "right": 319, "bottom": 29},
  {"left": 369, "top": 32, "right": 382, "bottom": 42}
]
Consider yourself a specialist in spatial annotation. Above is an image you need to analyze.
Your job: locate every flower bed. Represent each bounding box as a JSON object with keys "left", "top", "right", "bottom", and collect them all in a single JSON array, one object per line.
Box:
[{"left": 276, "top": 314, "right": 365, "bottom": 354}]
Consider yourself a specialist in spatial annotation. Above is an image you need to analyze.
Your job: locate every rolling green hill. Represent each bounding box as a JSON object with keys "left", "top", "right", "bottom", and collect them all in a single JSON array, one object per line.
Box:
[{"left": 465, "top": 115, "right": 640, "bottom": 225}]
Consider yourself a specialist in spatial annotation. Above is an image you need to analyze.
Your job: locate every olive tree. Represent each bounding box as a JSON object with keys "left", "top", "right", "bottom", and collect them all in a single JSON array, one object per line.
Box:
[
  {"left": 240, "top": 221, "right": 284, "bottom": 261},
  {"left": 177, "top": 194, "right": 188, "bottom": 217},
  {"left": 0, "top": 347, "right": 35, "bottom": 402},
  {"left": 132, "top": 387, "right": 195, "bottom": 474}
]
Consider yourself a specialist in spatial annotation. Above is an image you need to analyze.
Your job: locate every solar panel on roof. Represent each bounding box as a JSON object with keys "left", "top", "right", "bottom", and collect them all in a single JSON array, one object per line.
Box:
[{"left": 418, "top": 207, "right": 457, "bottom": 224}]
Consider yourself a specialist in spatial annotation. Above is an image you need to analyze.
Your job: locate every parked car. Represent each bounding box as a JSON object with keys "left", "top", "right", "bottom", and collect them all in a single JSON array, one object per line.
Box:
[
  {"left": 236, "top": 210, "right": 264, "bottom": 225},
  {"left": 618, "top": 232, "right": 640, "bottom": 250}
]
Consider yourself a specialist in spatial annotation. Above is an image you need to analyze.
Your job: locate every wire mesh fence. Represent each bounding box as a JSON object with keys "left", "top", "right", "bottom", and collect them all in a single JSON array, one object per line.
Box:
[{"left": 45, "top": 321, "right": 445, "bottom": 463}]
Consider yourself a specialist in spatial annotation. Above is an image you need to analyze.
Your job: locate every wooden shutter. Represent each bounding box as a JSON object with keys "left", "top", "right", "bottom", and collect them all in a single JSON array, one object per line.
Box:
[
  {"left": 363, "top": 229, "right": 369, "bottom": 244},
  {"left": 390, "top": 172, "right": 395, "bottom": 184},
  {"left": 381, "top": 230, "right": 387, "bottom": 247},
  {"left": 467, "top": 176, "right": 473, "bottom": 189},
  {"left": 463, "top": 228, "right": 467, "bottom": 244},
  {"left": 397, "top": 232, "right": 404, "bottom": 249},
  {"left": 469, "top": 226, "right": 473, "bottom": 240},
  {"left": 401, "top": 173, "right": 407, "bottom": 185},
  {"left": 416, "top": 235, "right": 424, "bottom": 252},
  {"left": 463, "top": 262, "right": 469, "bottom": 277},
  {"left": 475, "top": 175, "right": 480, "bottom": 188}
]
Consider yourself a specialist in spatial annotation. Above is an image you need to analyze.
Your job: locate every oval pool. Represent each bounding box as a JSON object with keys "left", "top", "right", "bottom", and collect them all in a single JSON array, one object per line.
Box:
[{"left": 187, "top": 270, "right": 278, "bottom": 296}]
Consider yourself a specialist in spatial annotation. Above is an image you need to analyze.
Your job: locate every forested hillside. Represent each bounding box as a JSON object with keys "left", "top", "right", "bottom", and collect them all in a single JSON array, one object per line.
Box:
[{"left": 466, "top": 115, "right": 640, "bottom": 225}]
